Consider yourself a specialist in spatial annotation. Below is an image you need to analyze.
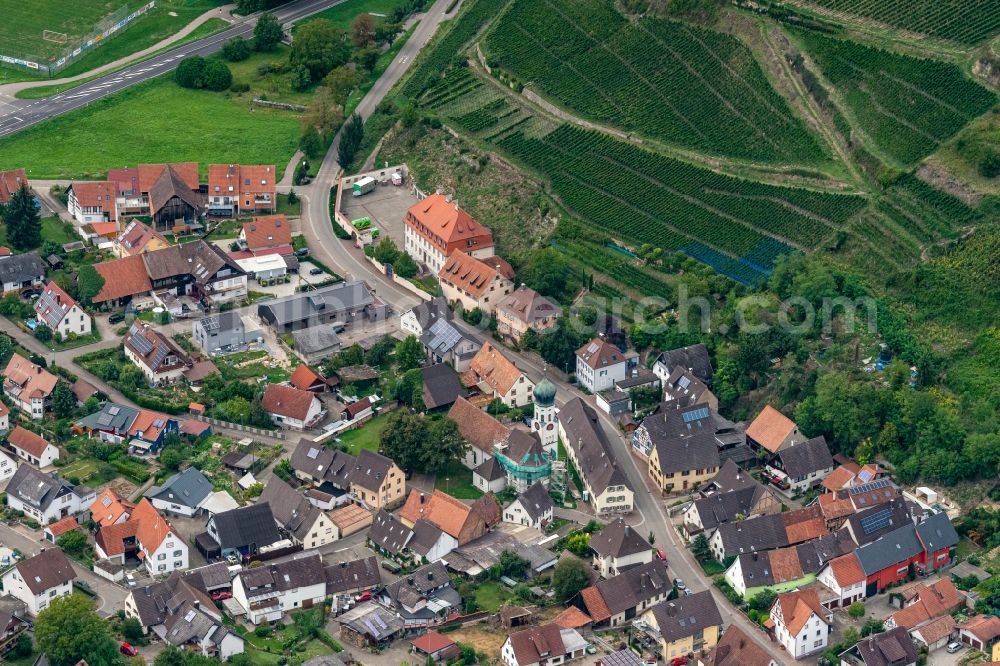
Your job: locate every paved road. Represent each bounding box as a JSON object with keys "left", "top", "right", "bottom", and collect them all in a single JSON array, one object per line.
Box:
[{"left": 0, "top": 0, "right": 345, "bottom": 139}]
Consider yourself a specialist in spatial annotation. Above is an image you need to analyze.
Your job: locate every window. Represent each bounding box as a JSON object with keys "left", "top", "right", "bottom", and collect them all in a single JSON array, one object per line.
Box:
[
  {"left": 158, "top": 553, "right": 166, "bottom": 560},
  {"left": 158, "top": 565, "right": 166, "bottom": 571},
  {"left": 173, "top": 550, "right": 182, "bottom": 557}
]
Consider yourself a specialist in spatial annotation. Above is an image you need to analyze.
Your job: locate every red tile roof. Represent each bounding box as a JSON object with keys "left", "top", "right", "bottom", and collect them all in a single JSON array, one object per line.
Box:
[
  {"left": 827, "top": 553, "right": 865, "bottom": 587},
  {"left": 581, "top": 585, "right": 612, "bottom": 623},
  {"left": 90, "top": 488, "right": 134, "bottom": 527},
  {"left": 746, "top": 405, "right": 798, "bottom": 453},
  {"left": 576, "top": 338, "right": 626, "bottom": 370},
  {"left": 8, "top": 426, "right": 53, "bottom": 459},
  {"left": 437, "top": 250, "right": 510, "bottom": 298},
  {"left": 262, "top": 383, "right": 318, "bottom": 421},
  {"left": 93, "top": 254, "right": 152, "bottom": 302},
  {"left": 552, "top": 606, "right": 592, "bottom": 629},
  {"left": 469, "top": 342, "right": 526, "bottom": 396},
  {"left": 411, "top": 630, "right": 455, "bottom": 654},
  {"left": 115, "top": 219, "right": 168, "bottom": 256},
  {"left": 3, "top": 354, "right": 58, "bottom": 400},
  {"left": 137, "top": 163, "right": 199, "bottom": 194},
  {"left": 509, "top": 624, "right": 567, "bottom": 666},
  {"left": 0, "top": 169, "right": 28, "bottom": 204},
  {"left": 242, "top": 214, "right": 291, "bottom": 251},
  {"left": 775, "top": 589, "right": 828, "bottom": 636},
  {"left": 406, "top": 194, "right": 493, "bottom": 253},
  {"left": 447, "top": 396, "right": 509, "bottom": 454},
  {"left": 821, "top": 465, "right": 858, "bottom": 492},
  {"left": 70, "top": 181, "right": 118, "bottom": 221},
  {"left": 289, "top": 364, "right": 327, "bottom": 392},
  {"left": 46, "top": 516, "right": 80, "bottom": 538}
]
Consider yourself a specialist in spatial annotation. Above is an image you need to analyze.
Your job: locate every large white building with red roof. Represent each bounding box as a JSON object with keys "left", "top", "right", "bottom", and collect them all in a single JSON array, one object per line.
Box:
[
  {"left": 404, "top": 194, "right": 494, "bottom": 274},
  {"left": 34, "top": 281, "right": 91, "bottom": 339},
  {"left": 66, "top": 181, "right": 119, "bottom": 224},
  {"left": 96, "top": 498, "right": 189, "bottom": 575}
]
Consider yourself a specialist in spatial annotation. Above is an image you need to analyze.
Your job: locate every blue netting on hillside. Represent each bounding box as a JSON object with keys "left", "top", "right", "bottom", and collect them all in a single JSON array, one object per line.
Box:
[
  {"left": 679, "top": 241, "right": 767, "bottom": 286},
  {"left": 742, "top": 238, "right": 796, "bottom": 274},
  {"left": 606, "top": 243, "right": 637, "bottom": 257}
]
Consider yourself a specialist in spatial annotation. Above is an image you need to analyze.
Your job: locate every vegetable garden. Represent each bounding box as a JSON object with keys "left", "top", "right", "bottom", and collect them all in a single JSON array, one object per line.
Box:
[
  {"left": 794, "top": 0, "right": 1000, "bottom": 45},
  {"left": 481, "top": 0, "right": 827, "bottom": 165},
  {"left": 794, "top": 30, "right": 997, "bottom": 165}
]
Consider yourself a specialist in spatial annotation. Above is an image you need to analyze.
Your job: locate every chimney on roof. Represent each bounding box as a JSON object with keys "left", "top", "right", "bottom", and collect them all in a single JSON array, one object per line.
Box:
[{"left": 666, "top": 602, "right": 677, "bottom": 617}]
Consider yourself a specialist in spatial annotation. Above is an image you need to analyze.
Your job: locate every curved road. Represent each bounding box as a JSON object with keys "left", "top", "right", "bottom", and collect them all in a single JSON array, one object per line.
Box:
[{"left": 0, "top": 0, "right": 346, "bottom": 138}]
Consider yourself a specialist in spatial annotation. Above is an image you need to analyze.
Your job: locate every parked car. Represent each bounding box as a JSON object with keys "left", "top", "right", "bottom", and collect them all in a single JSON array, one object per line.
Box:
[
  {"left": 295, "top": 248, "right": 309, "bottom": 257},
  {"left": 211, "top": 591, "right": 232, "bottom": 601},
  {"left": 226, "top": 554, "right": 241, "bottom": 566},
  {"left": 109, "top": 313, "right": 125, "bottom": 324},
  {"left": 947, "top": 642, "right": 963, "bottom": 654},
  {"left": 656, "top": 548, "right": 667, "bottom": 561},
  {"left": 670, "top": 658, "right": 689, "bottom": 666},
  {"left": 120, "top": 642, "right": 138, "bottom": 656},
  {"left": 355, "top": 590, "right": 372, "bottom": 602},
  {"left": 309, "top": 267, "right": 323, "bottom": 275},
  {"left": 125, "top": 573, "right": 136, "bottom": 588},
  {"left": 673, "top": 578, "right": 686, "bottom": 592}
]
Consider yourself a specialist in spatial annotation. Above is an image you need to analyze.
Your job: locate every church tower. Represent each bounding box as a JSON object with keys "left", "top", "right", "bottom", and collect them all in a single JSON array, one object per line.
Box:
[{"left": 531, "top": 376, "right": 558, "bottom": 456}]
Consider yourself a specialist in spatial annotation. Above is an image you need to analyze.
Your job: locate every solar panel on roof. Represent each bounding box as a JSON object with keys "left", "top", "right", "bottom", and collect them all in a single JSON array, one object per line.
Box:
[
  {"left": 130, "top": 332, "right": 154, "bottom": 356},
  {"left": 307, "top": 448, "right": 320, "bottom": 459},
  {"left": 153, "top": 419, "right": 164, "bottom": 428},
  {"left": 682, "top": 407, "right": 710, "bottom": 423},
  {"left": 373, "top": 613, "right": 387, "bottom": 630},
  {"left": 102, "top": 496, "right": 112, "bottom": 507},
  {"left": 587, "top": 342, "right": 599, "bottom": 353},
  {"left": 108, "top": 406, "right": 120, "bottom": 416},
  {"left": 678, "top": 376, "right": 690, "bottom": 389},
  {"left": 858, "top": 470, "right": 872, "bottom": 482},
  {"left": 97, "top": 414, "right": 113, "bottom": 426},
  {"left": 859, "top": 507, "right": 894, "bottom": 534},
  {"left": 850, "top": 478, "right": 891, "bottom": 494}
]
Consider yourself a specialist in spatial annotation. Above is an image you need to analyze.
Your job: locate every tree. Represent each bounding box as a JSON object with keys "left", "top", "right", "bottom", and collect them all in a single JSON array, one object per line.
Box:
[
  {"left": 552, "top": 557, "right": 590, "bottom": 602},
  {"left": 290, "top": 64, "right": 312, "bottom": 92},
  {"left": 522, "top": 248, "right": 573, "bottom": 299},
  {"left": 253, "top": 12, "right": 283, "bottom": 51},
  {"left": 539, "top": 316, "right": 587, "bottom": 373},
  {"left": 118, "top": 364, "right": 146, "bottom": 389},
  {"left": 379, "top": 410, "right": 428, "bottom": 472},
  {"left": 394, "top": 335, "right": 424, "bottom": 372},
  {"left": 77, "top": 265, "right": 106, "bottom": 306},
  {"left": 337, "top": 113, "right": 365, "bottom": 168},
  {"left": 325, "top": 66, "right": 363, "bottom": 105},
  {"left": 394, "top": 251, "right": 418, "bottom": 278},
  {"left": 980, "top": 151, "right": 1000, "bottom": 179},
  {"left": 159, "top": 445, "right": 186, "bottom": 472},
  {"left": 351, "top": 13, "right": 377, "bottom": 47},
  {"left": 201, "top": 60, "right": 233, "bottom": 91},
  {"left": 847, "top": 601, "right": 865, "bottom": 618},
  {"left": 34, "top": 324, "right": 52, "bottom": 343},
  {"left": 301, "top": 86, "right": 344, "bottom": 139},
  {"left": 51, "top": 381, "right": 77, "bottom": 419},
  {"left": 221, "top": 37, "right": 251, "bottom": 61},
  {"left": 748, "top": 589, "right": 777, "bottom": 613},
  {"left": 353, "top": 45, "right": 381, "bottom": 72},
  {"left": 5, "top": 183, "right": 42, "bottom": 250},
  {"left": 423, "top": 418, "right": 468, "bottom": 470},
  {"left": 691, "top": 534, "right": 712, "bottom": 562},
  {"left": 174, "top": 56, "right": 206, "bottom": 88},
  {"left": 57, "top": 530, "right": 90, "bottom": 559},
  {"left": 372, "top": 236, "right": 401, "bottom": 265},
  {"left": 291, "top": 19, "right": 351, "bottom": 80},
  {"left": 35, "top": 594, "right": 120, "bottom": 666},
  {"left": 565, "top": 533, "right": 591, "bottom": 557},
  {"left": 299, "top": 128, "right": 324, "bottom": 159},
  {"left": 11, "top": 633, "right": 32, "bottom": 658},
  {"left": 494, "top": 550, "right": 530, "bottom": 579}
]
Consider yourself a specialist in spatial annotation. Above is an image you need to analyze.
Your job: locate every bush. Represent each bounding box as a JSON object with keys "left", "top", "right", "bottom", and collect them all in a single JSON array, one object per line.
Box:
[
  {"left": 202, "top": 60, "right": 233, "bottom": 91},
  {"left": 979, "top": 151, "right": 1000, "bottom": 179},
  {"left": 847, "top": 601, "right": 866, "bottom": 618},
  {"left": 175, "top": 56, "right": 206, "bottom": 88},
  {"left": 255, "top": 626, "right": 272, "bottom": 638},
  {"left": 222, "top": 37, "right": 252, "bottom": 62},
  {"left": 230, "top": 81, "right": 250, "bottom": 93}
]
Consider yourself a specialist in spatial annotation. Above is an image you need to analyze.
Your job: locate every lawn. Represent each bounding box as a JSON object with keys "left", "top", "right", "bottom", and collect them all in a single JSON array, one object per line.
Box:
[
  {"left": 434, "top": 459, "right": 483, "bottom": 500},
  {"left": 337, "top": 412, "right": 391, "bottom": 455},
  {"left": 0, "top": 216, "right": 75, "bottom": 249},
  {"left": 0, "top": 76, "right": 299, "bottom": 180},
  {"left": 276, "top": 193, "right": 301, "bottom": 217},
  {"left": 60, "top": 458, "right": 103, "bottom": 484},
  {"left": 474, "top": 581, "right": 513, "bottom": 613},
  {"left": 302, "top": 0, "right": 411, "bottom": 31}
]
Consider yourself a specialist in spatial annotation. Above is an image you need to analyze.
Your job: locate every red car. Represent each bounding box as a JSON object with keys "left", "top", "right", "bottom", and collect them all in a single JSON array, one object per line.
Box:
[
  {"left": 355, "top": 590, "right": 372, "bottom": 602},
  {"left": 120, "top": 642, "right": 138, "bottom": 656},
  {"left": 656, "top": 548, "right": 667, "bottom": 561},
  {"left": 211, "top": 591, "right": 233, "bottom": 601},
  {"left": 670, "top": 658, "right": 689, "bottom": 666}
]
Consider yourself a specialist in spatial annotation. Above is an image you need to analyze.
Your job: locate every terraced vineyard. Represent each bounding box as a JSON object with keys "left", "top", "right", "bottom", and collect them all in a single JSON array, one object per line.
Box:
[
  {"left": 481, "top": 0, "right": 827, "bottom": 165},
  {"left": 794, "top": 30, "right": 997, "bottom": 165},
  {"left": 794, "top": 0, "right": 1000, "bottom": 45}
]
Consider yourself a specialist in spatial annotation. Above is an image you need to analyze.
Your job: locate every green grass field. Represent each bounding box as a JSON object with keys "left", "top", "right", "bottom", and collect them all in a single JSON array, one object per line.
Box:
[
  {"left": 337, "top": 412, "right": 390, "bottom": 456},
  {"left": 433, "top": 459, "right": 483, "bottom": 500},
  {"left": 0, "top": 76, "right": 299, "bottom": 180},
  {"left": 303, "top": 0, "right": 410, "bottom": 31},
  {"left": 61, "top": 458, "right": 100, "bottom": 483},
  {"left": 482, "top": 0, "right": 827, "bottom": 165}
]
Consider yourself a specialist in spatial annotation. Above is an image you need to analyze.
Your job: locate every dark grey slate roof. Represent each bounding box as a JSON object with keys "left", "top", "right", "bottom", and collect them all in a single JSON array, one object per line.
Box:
[
  {"left": 6, "top": 465, "right": 74, "bottom": 512},
  {"left": 691, "top": 486, "right": 760, "bottom": 531},
  {"left": 656, "top": 344, "right": 713, "bottom": 384},
  {"left": 473, "top": 456, "right": 505, "bottom": 482},
  {"left": 348, "top": 449, "right": 395, "bottom": 493},
  {"left": 195, "top": 311, "right": 242, "bottom": 336},
  {"left": 238, "top": 553, "right": 325, "bottom": 593},
  {"left": 593, "top": 560, "right": 671, "bottom": 616},
  {"left": 257, "top": 280, "right": 373, "bottom": 327},
  {"left": 0, "top": 252, "right": 46, "bottom": 286},
  {"left": 291, "top": 326, "right": 341, "bottom": 354},
  {"left": 384, "top": 561, "right": 452, "bottom": 609},
  {"left": 846, "top": 626, "right": 918, "bottom": 666},
  {"left": 707, "top": 459, "right": 760, "bottom": 494},
  {"left": 590, "top": 517, "right": 652, "bottom": 559},
  {"left": 209, "top": 503, "right": 281, "bottom": 550},
  {"left": 915, "top": 512, "right": 959, "bottom": 553},
  {"left": 325, "top": 556, "right": 381, "bottom": 594},
  {"left": 512, "top": 481, "right": 553, "bottom": 523},
  {"left": 130, "top": 571, "right": 215, "bottom": 628},
  {"left": 421, "top": 363, "right": 467, "bottom": 410},
  {"left": 716, "top": 513, "right": 789, "bottom": 556},
  {"left": 407, "top": 297, "right": 452, "bottom": 330},
  {"left": 368, "top": 509, "right": 413, "bottom": 555},
  {"left": 774, "top": 436, "right": 833, "bottom": 478},
  {"left": 663, "top": 367, "right": 713, "bottom": 409},
  {"left": 854, "top": 524, "right": 924, "bottom": 576},
  {"left": 408, "top": 519, "right": 447, "bottom": 557},
  {"left": 845, "top": 497, "right": 912, "bottom": 546},
  {"left": 75, "top": 401, "right": 139, "bottom": 435},
  {"left": 146, "top": 467, "right": 213, "bottom": 509},
  {"left": 258, "top": 477, "right": 322, "bottom": 542},
  {"left": 15, "top": 548, "right": 75, "bottom": 594},
  {"left": 559, "top": 398, "right": 629, "bottom": 495},
  {"left": 647, "top": 590, "right": 723, "bottom": 643}
]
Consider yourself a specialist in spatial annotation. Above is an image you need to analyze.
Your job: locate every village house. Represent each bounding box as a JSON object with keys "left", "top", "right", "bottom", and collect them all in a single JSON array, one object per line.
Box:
[
  {"left": 559, "top": 398, "right": 634, "bottom": 515},
  {"left": 419, "top": 317, "right": 482, "bottom": 373},
  {"left": 0, "top": 253, "right": 46, "bottom": 295},
  {"left": 112, "top": 219, "right": 169, "bottom": 258},
  {"left": 324, "top": 556, "right": 381, "bottom": 598},
  {"left": 817, "top": 552, "right": 867, "bottom": 608},
  {"left": 124, "top": 321, "right": 193, "bottom": 386},
  {"left": 90, "top": 488, "right": 134, "bottom": 527},
  {"left": 590, "top": 518, "right": 654, "bottom": 579},
  {"left": 400, "top": 488, "right": 490, "bottom": 546},
  {"left": 7, "top": 426, "right": 59, "bottom": 467},
  {"left": 368, "top": 509, "right": 417, "bottom": 561},
  {"left": 959, "top": 614, "right": 1000, "bottom": 652},
  {"left": 75, "top": 401, "right": 178, "bottom": 454},
  {"left": 421, "top": 363, "right": 468, "bottom": 411},
  {"left": 237, "top": 213, "right": 291, "bottom": 257},
  {"left": 709, "top": 505, "right": 829, "bottom": 563},
  {"left": 0, "top": 446, "right": 17, "bottom": 484},
  {"left": 232, "top": 553, "right": 327, "bottom": 625},
  {"left": 501, "top": 623, "right": 588, "bottom": 666},
  {"left": 699, "top": 625, "right": 777, "bottom": 666},
  {"left": 192, "top": 311, "right": 259, "bottom": 355},
  {"left": 724, "top": 531, "right": 855, "bottom": 599},
  {"left": 205, "top": 503, "right": 284, "bottom": 560},
  {"left": 764, "top": 436, "right": 834, "bottom": 495},
  {"left": 884, "top": 578, "right": 963, "bottom": 633},
  {"left": 839, "top": 627, "right": 918, "bottom": 666},
  {"left": 91, "top": 254, "right": 154, "bottom": 309},
  {"left": 404, "top": 194, "right": 494, "bottom": 274},
  {"left": 746, "top": 405, "right": 804, "bottom": 454},
  {"left": 348, "top": 449, "right": 405, "bottom": 510},
  {"left": 257, "top": 280, "right": 385, "bottom": 334},
  {"left": 642, "top": 405, "right": 722, "bottom": 495},
  {"left": 3, "top": 353, "right": 57, "bottom": 419},
  {"left": 288, "top": 438, "right": 357, "bottom": 494},
  {"left": 400, "top": 297, "right": 451, "bottom": 337},
  {"left": 34, "top": 281, "right": 91, "bottom": 339},
  {"left": 145, "top": 468, "right": 214, "bottom": 517},
  {"left": 95, "top": 499, "right": 189, "bottom": 576},
  {"left": 380, "top": 561, "right": 461, "bottom": 628},
  {"left": 143, "top": 240, "right": 248, "bottom": 306},
  {"left": 579, "top": 560, "right": 671, "bottom": 628},
  {"left": 67, "top": 181, "right": 118, "bottom": 225},
  {"left": 5, "top": 465, "right": 94, "bottom": 525},
  {"left": 683, "top": 476, "right": 776, "bottom": 540},
  {"left": 258, "top": 478, "right": 338, "bottom": 549},
  {"left": 503, "top": 481, "right": 554, "bottom": 529},
  {"left": 466, "top": 342, "right": 535, "bottom": 408},
  {"left": 0, "top": 548, "right": 75, "bottom": 616},
  {"left": 639, "top": 591, "right": 724, "bottom": 662},
  {"left": 908, "top": 615, "right": 957, "bottom": 653},
  {"left": 0, "top": 169, "right": 29, "bottom": 204},
  {"left": 449, "top": 396, "right": 510, "bottom": 470},
  {"left": 662, "top": 367, "right": 718, "bottom": 411},
  {"left": 261, "top": 383, "right": 325, "bottom": 430},
  {"left": 437, "top": 250, "right": 514, "bottom": 314},
  {"left": 770, "top": 588, "right": 832, "bottom": 659},
  {"left": 652, "top": 343, "right": 714, "bottom": 386},
  {"left": 495, "top": 285, "right": 560, "bottom": 343},
  {"left": 207, "top": 164, "right": 276, "bottom": 217},
  {"left": 0, "top": 402, "right": 8, "bottom": 432},
  {"left": 575, "top": 338, "right": 630, "bottom": 394},
  {"left": 125, "top": 163, "right": 202, "bottom": 230}
]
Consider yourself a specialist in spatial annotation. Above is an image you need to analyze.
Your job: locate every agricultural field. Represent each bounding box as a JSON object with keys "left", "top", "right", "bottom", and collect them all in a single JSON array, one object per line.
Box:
[
  {"left": 481, "top": 0, "right": 828, "bottom": 165},
  {"left": 793, "top": 29, "right": 997, "bottom": 166},
  {"left": 791, "top": 0, "right": 1000, "bottom": 46}
]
